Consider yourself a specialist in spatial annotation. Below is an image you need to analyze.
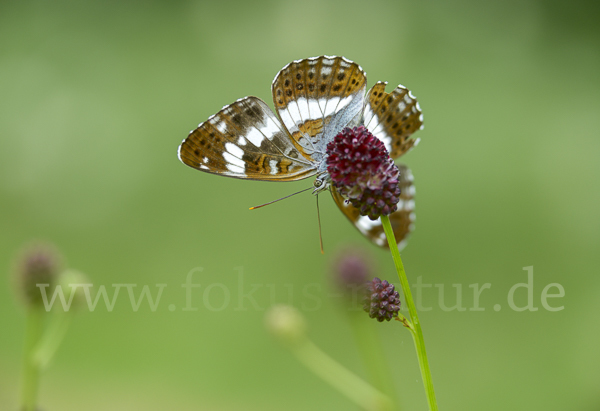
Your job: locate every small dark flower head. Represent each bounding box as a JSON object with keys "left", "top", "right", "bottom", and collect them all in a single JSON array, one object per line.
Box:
[
  {"left": 13, "top": 243, "right": 62, "bottom": 308},
  {"left": 326, "top": 126, "right": 401, "bottom": 220},
  {"left": 331, "top": 247, "right": 373, "bottom": 297},
  {"left": 363, "top": 277, "right": 401, "bottom": 322}
]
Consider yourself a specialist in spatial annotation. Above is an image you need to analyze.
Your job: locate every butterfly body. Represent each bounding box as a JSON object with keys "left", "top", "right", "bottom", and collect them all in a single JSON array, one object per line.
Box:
[{"left": 178, "top": 56, "right": 423, "bottom": 248}]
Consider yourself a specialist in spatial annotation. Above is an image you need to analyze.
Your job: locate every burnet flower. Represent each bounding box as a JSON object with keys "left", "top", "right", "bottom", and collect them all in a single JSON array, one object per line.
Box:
[
  {"left": 13, "top": 243, "right": 62, "bottom": 308},
  {"left": 363, "top": 277, "right": 401, "bottom": 322},
  {"left": 330, "top": 246, "right": 374, "bottom": 310},
  {"left": 331, "top": 246, "right": 373, "bottom": 290},
  {"left": 326, "top": 126, "right": 402, "bottom": 220}
]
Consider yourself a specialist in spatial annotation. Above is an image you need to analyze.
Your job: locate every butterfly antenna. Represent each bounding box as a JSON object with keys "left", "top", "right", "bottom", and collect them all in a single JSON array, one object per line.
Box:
[
  {"left": 249, "top": 187, "right": 312, "bottom": 210},
  {"left": 316, "top": 194, "right": 324, "bottom": 254}
]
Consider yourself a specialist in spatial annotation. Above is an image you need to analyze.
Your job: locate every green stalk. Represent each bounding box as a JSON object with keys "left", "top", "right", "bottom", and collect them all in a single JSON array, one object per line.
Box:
[
  {"left": 20, "top": 308, "right": 44, "bottom": 411},
  {"left": 292, "top": 339, "right": 393, "bottom": 411},
  {"left": 34, "top": 311, "right": 72, "bottom": 369},
  {"left": 381, "top": 215, "right": 438, "bottom": 411},
  {"left": 348, "top": 314, "right": 399, "bottom": 407}
]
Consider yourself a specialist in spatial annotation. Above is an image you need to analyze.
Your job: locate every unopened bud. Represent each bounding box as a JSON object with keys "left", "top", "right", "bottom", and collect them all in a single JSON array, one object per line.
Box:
[
  {"left": 14, "top": 243, "right": 62, "bottom": 308},
  {"left": 331, "top": 247, "right": 372, "bottom": 303},
  {"left": 265, "top": 304, "right": 306, "bottom": 346},
  {"left": 56, "top": 269, "right": 89, "bottom": 312}
]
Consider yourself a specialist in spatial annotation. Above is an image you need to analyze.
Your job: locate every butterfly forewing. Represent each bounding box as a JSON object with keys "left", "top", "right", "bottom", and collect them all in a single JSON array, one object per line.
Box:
[
  {"left": 330, "top": 164, "right": 416, "bottom": 249},
  {"left": 363, "top": 82, "right": 424, "bottom": 159},
  {"left": 271, "top": 56, "right": 367, "bottom": 158},
  {"left": 178, "top": 96, "right": 317, "bottom": 181}
]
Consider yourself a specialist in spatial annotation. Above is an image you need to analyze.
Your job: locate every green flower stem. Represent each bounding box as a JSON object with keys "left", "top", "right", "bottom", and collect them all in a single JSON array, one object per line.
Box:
[
  {"left": 34, "top": 311, "right": 72, "bottom": 369},
  {"left": 349, "top": 314, "right": 399, "bottom": 408},
  {"left": 20, "top": 308, "right": 44, "bottom": 411},
  {"left": 395, "top": 313, "right": 416, "bottom": 333},
  {"left": 292, "top": 338, "right": 393, "bottom": 411},
  {"left": 381, "top": 215, "right": 439, "bottom": 411}
]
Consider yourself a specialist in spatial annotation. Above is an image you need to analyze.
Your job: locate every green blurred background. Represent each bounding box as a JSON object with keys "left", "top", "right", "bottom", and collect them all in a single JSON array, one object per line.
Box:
[{"left": 1, "top": 0, "right": 599, "bottom": 409}]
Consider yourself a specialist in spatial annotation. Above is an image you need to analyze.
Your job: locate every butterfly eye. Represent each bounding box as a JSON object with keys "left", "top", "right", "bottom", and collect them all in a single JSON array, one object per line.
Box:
[{"left": 313, "top": 179, "right": 323, "bottom": 188}]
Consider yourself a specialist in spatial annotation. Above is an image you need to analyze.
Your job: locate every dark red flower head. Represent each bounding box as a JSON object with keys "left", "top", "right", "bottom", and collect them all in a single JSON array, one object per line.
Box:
[
  {"left": 14, "top": 243, "right": 62, "bottom": 307},
  {"left": 326, "top": 126, "right": 401, "bottom": 220},
  {"left": 363, "top": 277, "right": 401, "bottom": 322},
  {"left": 331, "top": 247, "right": 373, "bottom": 301}
]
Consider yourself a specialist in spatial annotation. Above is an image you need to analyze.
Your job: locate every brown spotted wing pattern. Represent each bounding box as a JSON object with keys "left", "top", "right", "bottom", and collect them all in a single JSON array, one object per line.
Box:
[
  {"left": 178, "top": 96, "right": 316, "bottom": 181},
  {"left": 271, "top": 56, "right": 367, "bottom": 164},
  {"left": 363, "top": 81, "right": 423, "bottom": 159},
  {"left": 331, "top": 164, "right": 416, "bottom": 249},
  {"left": 331, "top": 81, "right": 422, "bottom": 248}
]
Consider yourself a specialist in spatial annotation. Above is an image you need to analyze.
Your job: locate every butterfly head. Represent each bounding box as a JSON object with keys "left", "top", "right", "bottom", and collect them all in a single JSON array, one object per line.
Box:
[{"left": 312, "top": 172, "right": 330, "bottom": 195}]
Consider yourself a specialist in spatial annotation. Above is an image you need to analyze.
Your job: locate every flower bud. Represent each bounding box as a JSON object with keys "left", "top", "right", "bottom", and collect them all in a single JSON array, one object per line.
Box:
[
  {"left": 265, "top": 304, "right": 307, "bottom": 346},
  {"left": 331, "top": 247, "right": 373, "bottom": 303},
  {"left": 55, "top": 269, "right": 89, "bottom": 312},
  {"left": 14, "top": 243, "right": 62, "bottom": 308},
  {"left": 363, "top": 277, "right": 401, "bottom": 322}
]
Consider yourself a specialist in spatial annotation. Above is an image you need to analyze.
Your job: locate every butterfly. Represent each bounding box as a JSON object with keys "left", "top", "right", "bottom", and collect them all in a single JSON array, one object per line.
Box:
[{"left": 178, "top": 56, "right": 423, "bottom": 249}]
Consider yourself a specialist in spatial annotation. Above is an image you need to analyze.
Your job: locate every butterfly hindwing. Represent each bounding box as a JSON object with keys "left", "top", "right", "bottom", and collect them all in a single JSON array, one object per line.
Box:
[
  {"left": 363, "top": 82, "right": 424, "bottom": 159},
  {"left": 178, "top": 96, "right": 317, "bottom": 181},
  {"left": 330, "top": 163, "right": 415, "bottom": 249},
  {"left": 271, "top": 56, "right": 367, "bottom": 157}
]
